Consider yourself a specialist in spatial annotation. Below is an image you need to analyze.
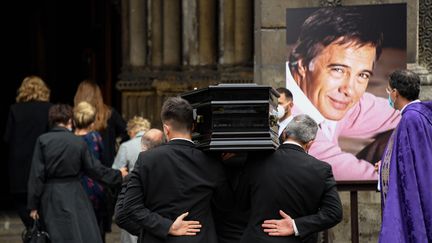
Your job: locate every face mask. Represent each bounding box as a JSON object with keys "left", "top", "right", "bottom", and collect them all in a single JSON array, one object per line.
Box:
[
  {"left": 388, "top": 94, "right": 394, "bottom": 108},
  {"left": 277, "top": 105, "right": 285, "bottom": 119}
]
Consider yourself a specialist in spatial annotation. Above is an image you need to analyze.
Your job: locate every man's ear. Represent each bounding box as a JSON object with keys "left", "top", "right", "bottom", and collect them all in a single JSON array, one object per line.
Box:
[
  {"left": 296, "top": 59, "right": 308, "bottom": 80},
  {"left": 288, "top": 100, "right": 294, "bottom": 109},
  {"left": 304, "top": 140, "right": 314, "bottom": 152},
  {"left": 163, "top": 124, "right": 169, "bottom": 135},
  {"left": 393, "top": 89, "right": 401, "bottom": 99}
]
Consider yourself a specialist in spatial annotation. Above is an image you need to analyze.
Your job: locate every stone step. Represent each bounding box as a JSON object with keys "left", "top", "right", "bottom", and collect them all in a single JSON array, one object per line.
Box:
[{"left": 0, "top": 211, "right": 121, "bottom": 243}]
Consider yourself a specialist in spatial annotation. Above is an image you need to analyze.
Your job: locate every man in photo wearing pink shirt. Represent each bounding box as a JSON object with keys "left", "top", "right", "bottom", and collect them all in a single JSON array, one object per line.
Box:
[{"left": 286, "top": 7, "right": 400, "bottom": 180}]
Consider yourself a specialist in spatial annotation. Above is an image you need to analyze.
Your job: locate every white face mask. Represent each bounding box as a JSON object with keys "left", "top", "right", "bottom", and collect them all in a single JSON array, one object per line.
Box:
[{"left": 277, "top": 105, "right": 285, "bottom": 119}]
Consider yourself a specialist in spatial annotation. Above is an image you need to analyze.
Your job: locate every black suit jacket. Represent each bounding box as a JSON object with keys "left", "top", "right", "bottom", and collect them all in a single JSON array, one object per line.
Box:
[
  {"left": 115, "top": 139, "right": 230, "bottom": 243},
  {"left": 238, "top": 144, "right": 342, "bottom": 243}
]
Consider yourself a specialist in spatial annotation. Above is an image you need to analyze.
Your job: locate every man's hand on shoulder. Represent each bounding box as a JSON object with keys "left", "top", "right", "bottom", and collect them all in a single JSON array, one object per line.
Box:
[
  {"left": 262, "top": 210, "right": 295, "bottom": 236},
  {"left": 168, "top": 212, "right": 202, "bottom": 236}
]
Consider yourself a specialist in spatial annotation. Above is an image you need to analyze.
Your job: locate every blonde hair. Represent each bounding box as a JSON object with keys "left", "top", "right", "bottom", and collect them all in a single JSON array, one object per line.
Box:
[
  {"left": 73, "top": 101, "right": 96, "bottom": 129},
  {"left": 16, "top": 76, "right": 50, "bottom": 103},
  {"left": 74, "top": 80, "right": 111, "bottom": 131},
  {"left": 127, "top": 116, "right": 151, "bottom": 134}
]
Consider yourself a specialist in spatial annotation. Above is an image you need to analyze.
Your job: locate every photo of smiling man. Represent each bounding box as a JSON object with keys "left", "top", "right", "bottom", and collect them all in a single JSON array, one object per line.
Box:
[{"left": 286, "top": 6, "right": 406, "bottom": 180}]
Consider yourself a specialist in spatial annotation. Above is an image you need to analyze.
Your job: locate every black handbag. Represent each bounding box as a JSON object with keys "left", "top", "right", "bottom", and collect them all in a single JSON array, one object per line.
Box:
[{"left": 22, "top": 219, "right": 50, "bottom": 243}]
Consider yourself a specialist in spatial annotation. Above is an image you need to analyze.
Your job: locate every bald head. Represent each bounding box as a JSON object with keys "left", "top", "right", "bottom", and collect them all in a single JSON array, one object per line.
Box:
[{"left": 141, "top": 128, "right": 164, "bottom": 151}]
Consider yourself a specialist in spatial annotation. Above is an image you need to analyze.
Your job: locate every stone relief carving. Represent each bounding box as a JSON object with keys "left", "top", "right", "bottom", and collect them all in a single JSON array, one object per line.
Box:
[
  {"left": 419, "top": 0, "right": 432, "bottom": 73},
  {"left": 319, "top": 0, "right": 342, "bottom": 7}
]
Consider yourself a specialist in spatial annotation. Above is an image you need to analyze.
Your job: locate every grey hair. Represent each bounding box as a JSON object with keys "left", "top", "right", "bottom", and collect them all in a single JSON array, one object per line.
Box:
[
  {"left": 284, "top": 114, "right": 318, "bottom": 144},
  {"left": 141, "top": 129, "right": 164, "bottom": 150}
]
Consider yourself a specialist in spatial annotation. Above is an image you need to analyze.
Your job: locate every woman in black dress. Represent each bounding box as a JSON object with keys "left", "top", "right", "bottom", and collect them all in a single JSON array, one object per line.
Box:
[
  {"left": 27, "top": 104, "right": 128, "bottom": 243},
  {"left": 4, "top": 76, "right": 52, "bottom": 229}
]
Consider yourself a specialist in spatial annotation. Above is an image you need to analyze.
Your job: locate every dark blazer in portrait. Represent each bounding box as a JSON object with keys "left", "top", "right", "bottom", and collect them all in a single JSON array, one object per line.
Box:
[
  {"left": 4, "top": 101, "right": 52, "bottom": 194},
  {"left": 238, "top": 143, "right": 343, "bottom": 243},
  {"left": 116, "top": 139, "right": 231, "bottom": 243}
]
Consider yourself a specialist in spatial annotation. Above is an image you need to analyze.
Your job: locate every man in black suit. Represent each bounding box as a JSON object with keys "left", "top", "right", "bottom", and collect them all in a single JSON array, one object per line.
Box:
[
  {"left": 116, "top": 97, "right": 229, "bottom": 243},
  {"left": 238, "top": 114, "right": 342, "bottom": 243}
]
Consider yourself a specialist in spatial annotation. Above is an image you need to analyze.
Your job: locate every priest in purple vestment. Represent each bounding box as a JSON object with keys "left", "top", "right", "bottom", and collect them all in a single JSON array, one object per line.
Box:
[{"left": 379, "top": 70, "right": 432, "bottom": 242}]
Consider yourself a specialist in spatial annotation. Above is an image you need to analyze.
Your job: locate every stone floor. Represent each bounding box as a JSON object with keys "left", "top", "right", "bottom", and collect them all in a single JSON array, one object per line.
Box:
[
  {"left": 1, "top": 192, "right": 381, "bottom": 243},
  {"left": 0, "top": 211, "right": 121, "bottom": 243}
]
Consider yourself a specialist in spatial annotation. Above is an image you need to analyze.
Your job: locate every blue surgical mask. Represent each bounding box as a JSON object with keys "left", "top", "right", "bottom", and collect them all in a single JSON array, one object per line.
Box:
[{"left": 388, "top": 94, "right": 394, "bottom": 108}]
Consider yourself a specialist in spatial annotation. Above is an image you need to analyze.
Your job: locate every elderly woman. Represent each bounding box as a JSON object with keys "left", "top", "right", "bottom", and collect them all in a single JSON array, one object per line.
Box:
[
  {"left": 112, "top": 116, "right": 151, "bottom": 172},
  {"left": 27, "top": 104, "right": 128, "bottom": 243},
  {"left": 4, "top": 76, "right": 52, "bottom": 229},
  {"left": 112, "top": 116, "right": 152, "bottom": 243}
]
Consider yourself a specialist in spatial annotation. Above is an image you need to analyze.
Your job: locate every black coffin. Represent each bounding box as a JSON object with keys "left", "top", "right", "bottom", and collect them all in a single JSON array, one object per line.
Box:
[{"left": 181, "top": 83, "right": 280, "bottom": 151}]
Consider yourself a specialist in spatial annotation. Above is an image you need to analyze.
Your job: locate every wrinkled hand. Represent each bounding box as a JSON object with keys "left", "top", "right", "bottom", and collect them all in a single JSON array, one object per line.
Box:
[
  {"left": 30, "top": 210, "right": 39, "bottom": 220},
  {"left": 169, "top": 212, "right": 201, "bottom": 236},
  {"left": 262, "top": 210, "right": 294, "bottom": 236},
  {"left": 119, "top": 167, "right": 129, "bottom": 178},
  {"left": 374, "top": 160, "right": 381, "bottom": 173}
]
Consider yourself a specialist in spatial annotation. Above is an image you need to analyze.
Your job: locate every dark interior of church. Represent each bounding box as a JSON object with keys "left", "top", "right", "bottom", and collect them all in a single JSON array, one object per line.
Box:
[{"left": 1, "top": 0, "right": 122, "bottom": 209}]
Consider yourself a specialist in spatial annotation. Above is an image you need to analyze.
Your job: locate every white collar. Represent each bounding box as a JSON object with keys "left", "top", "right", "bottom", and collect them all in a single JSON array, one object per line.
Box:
[
  {"left": 170, "top": 138, "right": 194, "bottom": 143},
  {"left": 400, "top": 99, "right": 420, "bottom": 114},
  {"left": 285, "top": 62, "right": 337, "bottom": 139},
  {"left": 283, "top": 140, "right": 303, "bottom": 148}
]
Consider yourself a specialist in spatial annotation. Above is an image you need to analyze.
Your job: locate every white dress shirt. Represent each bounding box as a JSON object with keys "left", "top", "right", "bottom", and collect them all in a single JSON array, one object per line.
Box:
[{"left": 278, "top": 116, "right": 294, "bottom": 137}]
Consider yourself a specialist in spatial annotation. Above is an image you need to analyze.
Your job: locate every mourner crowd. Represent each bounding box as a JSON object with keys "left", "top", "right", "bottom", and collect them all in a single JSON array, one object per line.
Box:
[
  {"left": 5, "top": 68, "right": 432, "bottom": 243},
  {"left": 5, "top": 7, "right": 432, "bottom": 243}
]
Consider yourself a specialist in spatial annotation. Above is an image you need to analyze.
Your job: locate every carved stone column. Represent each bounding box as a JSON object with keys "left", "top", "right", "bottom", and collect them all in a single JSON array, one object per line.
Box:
[
  {"left": 118, "top": 0, "right": 254, "bottom": 120},
  {"left": 182, "top": 0, "right": 199, "bottom": 66},
  {"left": 234, "top": 0, "right": 253, "bottom": 64},
  {"left": 319, "top": 0, "right": 341, "bottom": 6},
  {"left": 150, "top": 0, "right": 162, "bottom": 67},
  {"left": 219, "top": 0, "right": 235, "bottom": 65},
  {"left": 198, "top": 0, "right": 217, "bottom": 65},
  {"left": 418, "top": 0, "right": 432, "bottom": 73},
  {"left": 129, "top": 0, "right": 146, "bottom": 66},
  {"left": 410, "top": 0, "right": 432, "bottom": 100},
  {"left": 163, "top": 0, "right": 181, "bottom": 66}
]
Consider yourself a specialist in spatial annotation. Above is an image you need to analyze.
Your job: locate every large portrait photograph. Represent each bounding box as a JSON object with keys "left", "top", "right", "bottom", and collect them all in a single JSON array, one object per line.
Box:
[{"left": 285, "top": 4, "right": 406, "bottom": 181}]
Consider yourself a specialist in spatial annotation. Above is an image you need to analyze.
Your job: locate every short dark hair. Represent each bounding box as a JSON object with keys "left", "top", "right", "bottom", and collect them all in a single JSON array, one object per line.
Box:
[
  {"left": 49, "top": 104, "right": 73, "bottom": 128},
  {"left": 389, "top": 70, "right": 420, "bottom": 101},
  {"left": 161, "top": 97, "right": 193, "bottom": 132},
  {"left": 289, "top": 7, "right": 383, "bottom": 69},
  {"left": 276, "top": 87, "right": 293, "bottom": 100}
]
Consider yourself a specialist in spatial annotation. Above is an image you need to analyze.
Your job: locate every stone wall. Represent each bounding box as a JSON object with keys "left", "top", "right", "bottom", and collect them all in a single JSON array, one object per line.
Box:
[{"left": 117, "top": 0, "right": 254, "bottom": 122}]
